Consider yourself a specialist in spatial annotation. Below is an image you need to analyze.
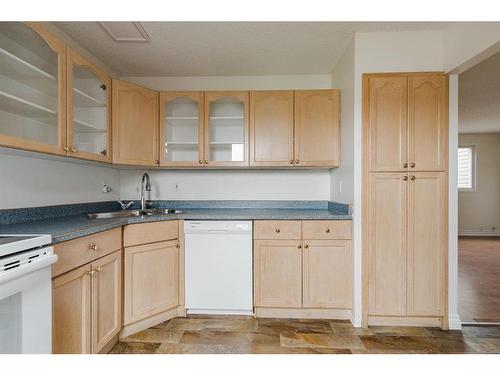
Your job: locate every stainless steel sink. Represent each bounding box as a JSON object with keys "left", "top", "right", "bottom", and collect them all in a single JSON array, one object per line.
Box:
[{"left": 87, "top": 208, "right": 182, "bottom": 219}]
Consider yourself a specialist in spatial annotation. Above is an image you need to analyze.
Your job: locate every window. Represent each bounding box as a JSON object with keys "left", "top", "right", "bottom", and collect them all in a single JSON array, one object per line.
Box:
[{"left": 458, "top": 146, "right": 475, "bottom": 190}]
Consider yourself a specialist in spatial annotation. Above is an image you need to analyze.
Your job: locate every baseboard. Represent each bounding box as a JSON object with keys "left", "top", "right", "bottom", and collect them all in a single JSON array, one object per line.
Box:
[
  {"left": 367, "top": 315, "right": 444, "bottom": 328},
  {"left": 459, "top": 230, "right": 500, "bottom": 237},
  {"left": 120, "top": 305, "right": 185, "bottom": 339},
  {"left": 99, "top": 334, "right": 119, "bottom": 354},
  {"left": 448, "top": 314, "right": 462, "bottom": 330},
  {"left": 255, "top": 307, "right": 351, "bottom": 320},
  {"left": 187, "top": 308, "right": 254, "bottom": 316}
]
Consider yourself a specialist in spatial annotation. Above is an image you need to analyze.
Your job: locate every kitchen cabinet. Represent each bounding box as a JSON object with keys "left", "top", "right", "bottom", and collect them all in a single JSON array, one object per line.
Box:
[
  {"left": 294, "top": 90, "right": 340, "bottom": 167},
  {"left": 66, "top": 47, "right": 111, "bottom": 162},
  {"left": 204, "top": 91, "right": 249, "bottom": 167},
  {"left": 249, "top": 91, "right": 294, "bottom": 166},
  {"left": 112, "top": 79, "right": 159, "bottom": 166},
  {"left": 0, "top": 22, "right": 67, "bottom": 155},
  {"left": 124, "top": 239, "right": 179, "bottom": 324},
  {"left": 254, "top": 240, "right": 302, "bottom": 308},
  {"left": 366, "top": 74, "right": 448, "bottom": 172},
  {"left": 254, "top": 220, "right": 352, "bottom": 317},
  {"left": 302, "top": 240, "right": 352, "bottom": 308},
  {"left": 363, "top": 73, "right": 448, "bottom": 327},
  {"left": 52, "top": 264, "right": 92, "bottom": 354},
  {"left": 159, "top": 91, "right": 204, "bottom": 167}
]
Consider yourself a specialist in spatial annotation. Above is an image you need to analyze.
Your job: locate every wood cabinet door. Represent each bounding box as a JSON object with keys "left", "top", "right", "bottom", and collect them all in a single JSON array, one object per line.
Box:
[
  {"left": 303, "top": 240, "right": 352, "bottom": 308},
  {"left": 294, "top": 90, "right": 339, "bottom": 167},
  {"left": 124, "top": 240, "right": 179, "bottom": 324},
  {"left": 249, "top": 91, "right": 294, "bottom": 166},
  {"left": 112, "top": 79, "right": 159, "bottom": 166},
  {"left": 204, "top": 91, "right": 249, "bottom": 167},
  {"left": 407, "top": 172, "right": 446, "bottom": 316},
  {"left": 408, "top": 75, "right": 448, "bottom": 172},
  {"left": 0, "top": 22, "right": 67, "bottom": 156},
  {"left": 52, "top": 264, "right": 91, "bottom": 354},
  {"left": 159, "top": 91, "right": 204, "bottom": 167},
  {"left": 366, "top": 76, "right": 408, "bottom": 172},
  {"left": 254, "top": 240, "right": 302, "bottom": 308},
  {"left": 91, "top": 250, "right": 122, "bottom": 353},
  {"left": 66, "top": 47, "right": 111, "bottom": 163},
  {"left": 368, "top": 173, "right": 407, "bottom": 316}
]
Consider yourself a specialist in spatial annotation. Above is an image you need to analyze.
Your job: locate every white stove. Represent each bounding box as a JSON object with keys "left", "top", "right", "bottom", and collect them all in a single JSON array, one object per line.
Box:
[{"left": 0, "top": 234, "right": 57, "bottom": 354}]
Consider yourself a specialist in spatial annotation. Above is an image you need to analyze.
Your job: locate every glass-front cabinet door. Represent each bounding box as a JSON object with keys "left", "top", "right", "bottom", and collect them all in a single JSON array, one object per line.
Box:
[
  {"left": 0, "top": 22, "right": 66, "bottom": 154},
  {"left": 67, "top": 48, "right": 111, "bottom": 162},
  {"left": 204, "top": 91, "right": 249, "bottom": 166},
  {"left": 160, "top": 91, "right": 204, "bottom": 166}
]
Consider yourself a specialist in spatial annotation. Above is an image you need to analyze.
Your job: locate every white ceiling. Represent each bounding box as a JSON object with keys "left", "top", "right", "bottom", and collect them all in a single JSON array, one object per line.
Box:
[
  {"left": 55, "top": 22, "right": 448, "bottom": 77},
  {"left": 459, "top": 51, "right": 500, "bottom": 133}
]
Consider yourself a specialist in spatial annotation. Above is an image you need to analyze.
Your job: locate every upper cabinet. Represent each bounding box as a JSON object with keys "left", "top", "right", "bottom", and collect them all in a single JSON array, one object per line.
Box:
[
  {"left": 112, "top": 79, "right": 159, "bottom": 166},
  {"left": 66, "top": 48, "right": 111, "bottom": 162},
  {"left": 204, "top": 91, "right": 249, "bottom": 167},
  {"left": 0, "top": 22, "right": 66, "bottom": 155},
  {"left": 366, "top": 74, "right": 448, "bottom": 172},
  {"left": 159, "top": 91, "right": 204, "bottom": 167},
  {"left": 250, "top": 91, "right": 294, "bottom": 167},
  {"left": 294, "top": 90, "right": 340, "bottom": 167}
]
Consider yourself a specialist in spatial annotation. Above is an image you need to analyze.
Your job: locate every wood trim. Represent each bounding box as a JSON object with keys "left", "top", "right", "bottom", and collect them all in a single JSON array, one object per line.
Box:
[
  {"left": 178, "top": 220, "right": 185, "bottom": 306},
  {"left": 66, "top": 47, "right": 112, "bottom": 163},
  {"left": 255, "top": 307, "right": 352, "bottom": 320},
  {"left": 123, "top": 220, "right": 178, "bottom": 247},
  {"left": 0, "top": 22, "right": 67, "bottom": 156},
  {"left": 203, "top": 91, "right": 249, "bottom": 167},
  {"left": 367, "top": 315, "right": 444, "bottom": 328},
  {"left": 120, "top": 305, "right": 180, "bottom": 339},
  {"left": 159, "top": 91, "right": 204, "bottom": 167}
]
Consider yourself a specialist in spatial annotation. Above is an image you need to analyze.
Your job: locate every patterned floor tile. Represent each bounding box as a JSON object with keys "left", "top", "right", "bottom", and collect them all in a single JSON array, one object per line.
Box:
[{"left": 280, "top": 332, "right": 365, "bottom": 350}]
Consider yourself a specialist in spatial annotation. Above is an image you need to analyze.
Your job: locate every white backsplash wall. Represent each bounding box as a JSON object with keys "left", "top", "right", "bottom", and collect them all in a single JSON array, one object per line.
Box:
[
  {"left": 0, "top": 149, "right": 120, "bottom": 209},
  {"left": 119, "top": 169, "right": 331, "bottom": 201}
]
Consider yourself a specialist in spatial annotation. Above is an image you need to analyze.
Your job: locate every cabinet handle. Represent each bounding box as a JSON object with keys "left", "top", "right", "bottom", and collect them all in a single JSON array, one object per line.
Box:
[
  {"left": 295, "top": 160, "right": 299, "bottom": 164},
  {"left": 410, "top": 162, "right": 416, "bottom": 168},
  {"left": 410, "top": 175, "right": 416, "bottom": 181},
  {"left": 275, "top": 228, "right": 280, "bottom": 233},
  {"left": 403, "top": 162, "right": 408, "bottom": 168},
  {"left": 326, "top": 228, "right": 330, "bottom": 233},
  {"left": 204, "top": 160, "right": 208, "bottom": 164},
  {"left": 298, "top": 244, "right": 302, "bottom": 249},
  {"left": 89, "top": 244, "right": 98, "bottom": 251},
  {"left": 304, "top": 244, "right": 309, "bottom": 248},
  {"left": 403, "top": 176, "right": 408, "bottom": 181}
]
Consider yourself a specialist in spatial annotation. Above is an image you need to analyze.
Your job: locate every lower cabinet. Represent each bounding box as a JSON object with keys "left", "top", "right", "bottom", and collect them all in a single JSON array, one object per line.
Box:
[
  {"left": 52, "top": 250, "right": 121, "bottom": 354},
  {"left": 253, "top": 220, "right": 353, "bottom": 316},
  {"left": 124, "top": 240, "right": 179, "bottom": 324}
]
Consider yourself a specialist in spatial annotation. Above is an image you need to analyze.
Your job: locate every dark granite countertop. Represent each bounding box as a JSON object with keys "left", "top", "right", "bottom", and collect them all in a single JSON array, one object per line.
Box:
[{"left": 0, "top": 208, "right": 352, "bottom": 244}]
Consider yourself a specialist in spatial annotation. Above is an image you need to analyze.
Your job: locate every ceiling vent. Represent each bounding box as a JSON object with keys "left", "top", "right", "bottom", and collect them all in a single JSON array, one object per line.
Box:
[{"left": 98, "top": 22, "right": 151, "bottom": 42}]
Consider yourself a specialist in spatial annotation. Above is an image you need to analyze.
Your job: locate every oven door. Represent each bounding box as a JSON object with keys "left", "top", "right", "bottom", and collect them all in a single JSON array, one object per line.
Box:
[{"left": 0, "top": 250, "right": 57, "bottom": 354}]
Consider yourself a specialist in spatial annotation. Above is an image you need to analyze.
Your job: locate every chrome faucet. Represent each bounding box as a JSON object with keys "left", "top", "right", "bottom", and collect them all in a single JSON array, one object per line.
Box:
[{"left": 140, "top": 172, "right": 151, "bottom": 211}]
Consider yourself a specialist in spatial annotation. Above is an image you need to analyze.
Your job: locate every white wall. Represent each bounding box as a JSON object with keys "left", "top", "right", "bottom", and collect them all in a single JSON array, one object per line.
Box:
[
  {"left": 0, "top": 149, "right": 120, "bottom": 209},
  {"left": 458, "top": 133, "right": 500, "bottom": 235},
  {"left": 119, "top": 169, "right": 330, "bottom": 201},
  {"left": 330, "top": 39, "right": 355, "bottom": 204}
]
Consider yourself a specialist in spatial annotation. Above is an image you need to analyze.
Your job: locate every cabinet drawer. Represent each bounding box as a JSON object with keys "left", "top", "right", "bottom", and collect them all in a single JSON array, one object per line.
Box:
[
  {"left": 124, "top": 220, "right": 178, "bottom": 247},
  {"left": 53, "top": 228, "right": 122, "bottom": 278},
  {"left": 302, "top": 220, "right": 352, "bottom": 240},
  {"left": 254, "top": 220, "right": 301, "bottom": 240}
]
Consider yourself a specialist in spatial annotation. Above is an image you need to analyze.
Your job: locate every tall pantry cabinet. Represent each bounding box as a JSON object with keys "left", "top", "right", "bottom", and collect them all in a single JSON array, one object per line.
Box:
[{"left": 363, "top": 73, "right": 448, "bottom": 328}]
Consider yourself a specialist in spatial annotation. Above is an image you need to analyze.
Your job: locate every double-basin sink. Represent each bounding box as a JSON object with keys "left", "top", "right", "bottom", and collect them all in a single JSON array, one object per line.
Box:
[{"left": 87, "top": 208, "right": 182, "bottom": 220}]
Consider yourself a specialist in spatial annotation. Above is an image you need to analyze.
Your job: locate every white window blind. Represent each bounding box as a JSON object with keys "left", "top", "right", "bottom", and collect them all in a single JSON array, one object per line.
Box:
[{"left": 458, "top": 146, "right": 475, "bottom": 190}]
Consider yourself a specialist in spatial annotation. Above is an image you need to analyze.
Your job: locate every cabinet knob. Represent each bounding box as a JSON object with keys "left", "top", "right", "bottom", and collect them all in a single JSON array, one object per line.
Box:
[
  {"left": 204, "top": 160, "right": 208, "bottom": 164},
  {"left": 86, "top": 270, "right": 96, "bottom": 276},
  {"left": 326, "top": 228, "right": 330, "bottom": 233},
  {"left": 403, "top": 176, "right": 408, "bottom": 181},
  {"left": 295, "top": 160, "right": 299, "bottom": 164},
  {"left": 275, "top": 228, "right": 280, "bottom": 233},
  {"left": 155, "top": 160, "right": 160, "bottom": 165},
  {"left": 304, "top": 244, "right": 309, "bottom": 248},
  {"left": 70, "top": 147, "right": 76, "bottom": 153},
  {"left": 410, "top": 175, "right": 416, "bottom": 181},
  {"left": 89, "top": 244, "right": 98, "bottom": 251},
  {"left": 176, "top": 242, "right": 180, "bottom": 248},
  {"left": 410, "top": 162, "right": 416, "bottom": 168},
  {"left": 95, "top": 266, "right": 101, "bottom": 273},
  {"left": 199, "top": 160, "right": 203, "bottom": 164},
  {"left": 63, "top": 146, "right": 70, "bottom": 152},
  {"left": 100, "top": 149, "right": 107, "bottom": 156},
  {"left": 403, "top": 162, "right": 408, "bottom": 168},
  {"left": 289, "top": 160, "right": 294, "bottom": 164},
  {"left": 298, "top": 244, "right": 302, "bottom": 249}
]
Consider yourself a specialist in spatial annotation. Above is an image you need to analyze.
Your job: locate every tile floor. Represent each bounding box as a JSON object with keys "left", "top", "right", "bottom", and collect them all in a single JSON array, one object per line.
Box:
[{"left": 109, "top": 315, "right": 500, "bottom": 354}]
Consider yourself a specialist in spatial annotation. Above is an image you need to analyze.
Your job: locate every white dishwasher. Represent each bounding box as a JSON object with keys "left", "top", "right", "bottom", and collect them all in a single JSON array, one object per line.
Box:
[{"left": 184, "top": 221, "right": 253, "bottom": 315}]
